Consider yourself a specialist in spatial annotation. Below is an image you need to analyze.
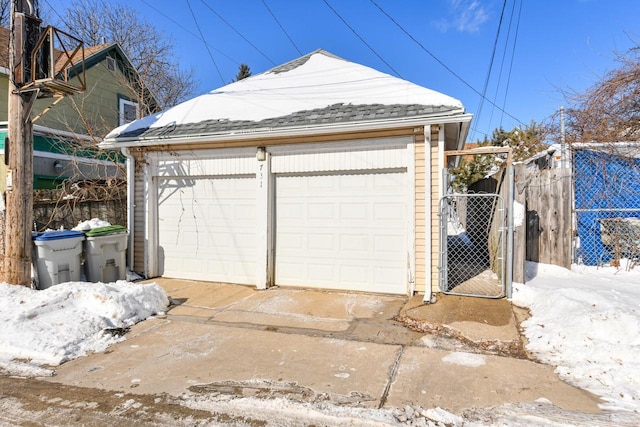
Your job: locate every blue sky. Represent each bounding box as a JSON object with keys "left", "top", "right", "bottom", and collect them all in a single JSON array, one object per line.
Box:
[{"left": 43, "top": 0, "right": 640, "bottom": 141}]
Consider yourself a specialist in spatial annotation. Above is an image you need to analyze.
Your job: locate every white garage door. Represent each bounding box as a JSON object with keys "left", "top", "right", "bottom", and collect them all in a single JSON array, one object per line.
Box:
[
  {"left": 157, "top": 176, "right": 256, "bottom": 284},
  {"left": 275, "top": 171, "right": 407, "bottom": 294}
]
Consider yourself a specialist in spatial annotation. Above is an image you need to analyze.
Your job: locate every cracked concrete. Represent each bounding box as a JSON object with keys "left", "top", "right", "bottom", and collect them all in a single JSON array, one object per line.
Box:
[{"left": 45, "top": 278, "right": 603, "bottom": 415}]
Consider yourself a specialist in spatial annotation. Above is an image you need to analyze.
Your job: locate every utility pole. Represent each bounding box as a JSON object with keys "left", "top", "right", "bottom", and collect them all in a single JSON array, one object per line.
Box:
[{"left": 2, "top": 0, "right": 38, "bottom": 286}]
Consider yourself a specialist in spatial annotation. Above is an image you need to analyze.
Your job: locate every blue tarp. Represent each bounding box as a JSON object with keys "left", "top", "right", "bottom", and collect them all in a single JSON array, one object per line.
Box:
[{"left": 575, "top": 149, "right": 640, "bottom": 265}]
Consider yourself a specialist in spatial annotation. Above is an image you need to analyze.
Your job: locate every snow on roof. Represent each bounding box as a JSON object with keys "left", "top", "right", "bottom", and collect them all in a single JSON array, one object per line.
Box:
[{"left": 105, "top": 49, "right": 465, "bottom": 141}]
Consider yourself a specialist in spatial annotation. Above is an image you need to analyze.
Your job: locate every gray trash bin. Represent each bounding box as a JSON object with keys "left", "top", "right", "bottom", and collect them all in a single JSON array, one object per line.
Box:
[
  {"left": 32, "top": 230, "right": 85, "bottom": 289},
  {"left": 83, "top": 225, "right": 128, "bottom": 283}
]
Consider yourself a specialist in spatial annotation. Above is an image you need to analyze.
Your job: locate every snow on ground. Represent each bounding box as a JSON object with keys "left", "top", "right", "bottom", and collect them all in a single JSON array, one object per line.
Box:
[
  {"left": 512, "top": 262, "right": 640, "bottom": 412},
  {"left": 0, "top": 262, "right": 639, "bottom": 424},
  {"left": 0, "top": 280, "right": 168, "bottom": 375}
]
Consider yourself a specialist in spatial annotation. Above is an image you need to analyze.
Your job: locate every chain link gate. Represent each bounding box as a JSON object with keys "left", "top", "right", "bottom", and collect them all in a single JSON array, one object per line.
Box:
[{"left": 438, "top": 148, "right": 514, "bottom": 298}]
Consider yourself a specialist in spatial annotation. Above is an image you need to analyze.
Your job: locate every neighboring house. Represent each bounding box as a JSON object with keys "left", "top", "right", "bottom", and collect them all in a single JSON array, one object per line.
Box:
[
  {"left": 0, "top": 27, "right": 154, "bottom": 191},
  {"left": 102, "top": 49, "right": 472, "bottom": 297}
]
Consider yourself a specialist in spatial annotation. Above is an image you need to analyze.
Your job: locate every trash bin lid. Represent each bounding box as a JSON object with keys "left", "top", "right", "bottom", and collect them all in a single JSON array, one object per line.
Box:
[
  {"left": 84, "top": 225, "right": 127, "bottom": 237},
  {"left": 33, "top": 230, "right": 85, "bottom": 241}
]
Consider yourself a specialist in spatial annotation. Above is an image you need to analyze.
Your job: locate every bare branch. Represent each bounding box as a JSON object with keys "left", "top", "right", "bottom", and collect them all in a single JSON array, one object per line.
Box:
[{"left": 62, "top": 0, "right": 198, "bottom": 111}]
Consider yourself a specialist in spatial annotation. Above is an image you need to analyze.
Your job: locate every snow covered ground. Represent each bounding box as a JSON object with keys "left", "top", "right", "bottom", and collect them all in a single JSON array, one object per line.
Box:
[
  {"left": 0, "top": 262, "right": 639, "bottom": 425},
  {"left": 0, "top": 280, "right": 168, "bottom": 376},
  {"left": 512, "top": 262, "right": 640, "bottom": 413}
]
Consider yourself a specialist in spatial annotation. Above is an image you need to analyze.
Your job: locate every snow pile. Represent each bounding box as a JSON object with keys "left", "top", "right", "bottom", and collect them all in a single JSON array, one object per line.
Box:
[
  {"left": 512, "top": 262, "right": 640, "bottom": 412},
  {"left": 73, "top": 218, "right": 111, "bottom": 231},
  {"left": 0, "top": 281, "right": 168, "bottom": 372}
]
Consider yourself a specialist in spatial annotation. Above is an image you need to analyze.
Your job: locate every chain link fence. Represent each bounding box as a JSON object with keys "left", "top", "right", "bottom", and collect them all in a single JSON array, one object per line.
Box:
[
  {"left": 573, "top": 145, "right": 640, "bottom": 269},
  {"left": 439, "top": 192, "right": 505, "bottom": 297}
]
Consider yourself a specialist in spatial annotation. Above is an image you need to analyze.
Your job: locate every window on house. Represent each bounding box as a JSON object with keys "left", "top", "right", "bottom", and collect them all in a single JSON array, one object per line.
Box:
[
  {"left": 106, "top": 57, "right": 116, "bottom": 72},
  {"left": 119, "top": 98, "right": 139, "bottom": 126}
]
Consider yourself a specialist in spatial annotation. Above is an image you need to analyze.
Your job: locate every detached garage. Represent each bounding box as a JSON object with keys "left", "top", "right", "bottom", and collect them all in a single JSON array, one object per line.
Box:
[{"left": 102, "top": 50, "right": 472, "bottom": 297}]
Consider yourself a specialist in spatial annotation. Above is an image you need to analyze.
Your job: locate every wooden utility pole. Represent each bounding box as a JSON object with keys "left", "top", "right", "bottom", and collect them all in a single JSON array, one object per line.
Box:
[{"left": 2, "top": 0, "right": 36, "bottom": 286}]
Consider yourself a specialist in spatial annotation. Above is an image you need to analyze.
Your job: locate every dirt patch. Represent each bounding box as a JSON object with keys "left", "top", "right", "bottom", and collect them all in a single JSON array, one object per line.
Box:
[
  {"left": 190, "top": 379, "right": 377, "bottom": 406},
  {"left": 0, "top": 375, "right": 258, "bottom": 426},
  {"left": 403, "top": 294, "right": 513, "bottom": 326},
  {"left": 396, "top": 314, "right": 529, "bottom": 359}
]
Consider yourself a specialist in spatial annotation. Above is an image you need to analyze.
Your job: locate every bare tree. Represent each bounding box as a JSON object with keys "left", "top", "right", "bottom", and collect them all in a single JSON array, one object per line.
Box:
[
  {"left": 560, "top": 46, "right": 640, "bottom": 143},
  {"left": 60, "top": 0, "right": 197, "bottom": 112},
  {"left": 0, "top": 0, "right": 9, "bottom": 28}
]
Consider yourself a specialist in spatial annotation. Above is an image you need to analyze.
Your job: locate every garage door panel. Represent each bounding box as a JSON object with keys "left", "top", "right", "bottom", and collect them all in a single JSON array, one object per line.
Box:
[
  {"left": 340, "top": 203, "right": 369, "bottom": 220},
  {"left": 374, "top": 234, "right": 405, "bottom": 253},
  {"left": 308, "top": 234, "right": 334, "bottom": 250},
  {"left": 158, "top": 176, "right": 256, "bottom": 284},
  {"left": 275, "top": 172, "right": 407, "bottom": 294},
  {"left": 340, "top": 265, "right": 368, "bottom": 284},
  {"left": 339, "top": 234, "right": 369, "bottom": 252},
  {"left": 340, "top": 174, "right": 368, "bottom": 189},
  {"left": 309, "top": 203, "right": 333, "bottom": 219}
]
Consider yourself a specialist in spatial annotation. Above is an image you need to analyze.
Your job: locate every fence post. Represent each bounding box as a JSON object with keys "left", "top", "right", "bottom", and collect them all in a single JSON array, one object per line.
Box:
[{"left": 513, "top": 164, "right": 526, "bottom": 283}]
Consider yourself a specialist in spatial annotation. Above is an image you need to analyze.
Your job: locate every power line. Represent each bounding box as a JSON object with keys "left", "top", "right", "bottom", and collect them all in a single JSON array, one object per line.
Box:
[
  {"left": 486, "top": 0, "right": 516, "bottom": 134},
  {"left": 185, "top": 0, "right": 225, "bottom": 85},
  {"left": 368, "top": 0, "right": 524, "bottom": 128},
  {"left": 139, "top": 0, "right": 239, "bottom": 65},
  {"left": 500, "top": 0, "right": 524, "bottom": 128},
  {"left": 199, "top": 0, "right": 276, "bottom": 66},
  {"left": 475, "top": 0, "right": 508, "bottom": 138},
  {"left": 321, "top": 0, "right": 402, "bottom": 78},
  {"left": 260, "top": 0, "right": 302, "bottom": 56},
  {"left": 41, "top": 0, "right": 70, "bottom": 28}
]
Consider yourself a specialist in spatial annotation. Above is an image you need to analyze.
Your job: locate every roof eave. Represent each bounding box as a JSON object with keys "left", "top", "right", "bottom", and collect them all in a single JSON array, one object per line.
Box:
[{"left": 100, "top": 110, "right": 472, "bottom": 149}]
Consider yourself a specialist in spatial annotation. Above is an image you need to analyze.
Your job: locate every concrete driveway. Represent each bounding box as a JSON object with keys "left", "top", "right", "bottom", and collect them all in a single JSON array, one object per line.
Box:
[{"left": 46, "top": 279, "right": 602, "bottom": 415}]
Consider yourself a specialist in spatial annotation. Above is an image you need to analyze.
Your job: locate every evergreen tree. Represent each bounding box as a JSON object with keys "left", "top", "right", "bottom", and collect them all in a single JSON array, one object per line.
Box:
[
  {"left": 451, "top": 122, "right": 547, "bottom": 191},
  {"left": 234, "top": 64, "right": 252, "bottom": 81}
]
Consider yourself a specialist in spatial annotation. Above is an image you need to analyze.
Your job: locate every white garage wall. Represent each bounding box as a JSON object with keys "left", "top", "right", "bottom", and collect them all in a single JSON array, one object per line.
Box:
[
  {"left": 144, "top": 138, "right": 416, "bottom": 294},
  {"left": 270, "top": 137, "right": 411, "bottom": 173}
]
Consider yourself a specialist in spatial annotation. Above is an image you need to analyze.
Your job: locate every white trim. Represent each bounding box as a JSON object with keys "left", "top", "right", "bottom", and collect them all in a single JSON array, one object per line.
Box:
[
  {"left": 148, "top": 147, "right": 256, "bottom": 162},
  {"left": 438, "top": 125, "right": 446, "bottom": 200},
  {"left": 407, "top": 140, "right": 416, "bottom": 295},
  {"left": 0, "top": 66, "right": 9, "bottom": 75},
  {"left": 267, "top": 137, "right": 411, "bottom": 154},
  {"left": 0, "top": 122, "right": 102, "bottom": 143},
  {"left": 101, "top": 114, "right": 474, "bottom": 148},
  {"left": 149, "top": 148, "right": 256, "bottom": 177},
  {"left": 272, "top": 146, "right": 408, "bottom": 173},
  {"left": 423, "top": 125, "right": 432, "bottom": 302},
  {"left": 122, "top": 148, "right": 135, "bottom": 270},
  {"left": 33, "top": 150, "right": 121, "bottom": 166},
  {"left": 119, "top": 98, "right": 140, "bottom": 126},
  {"left": 256, "top": 152, "right": 273, "bottom": 289},
  {"left": 145, "top": 159, "right": 159, "bottom": 278},
  {"left": 571, "top": 141, "right": 640, "bottom": 149}
]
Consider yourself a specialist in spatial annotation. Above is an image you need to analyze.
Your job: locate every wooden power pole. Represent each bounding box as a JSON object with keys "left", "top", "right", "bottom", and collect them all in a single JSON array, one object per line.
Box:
[{"left": 2, "top": 0, "right": 38, "bottom": 286}]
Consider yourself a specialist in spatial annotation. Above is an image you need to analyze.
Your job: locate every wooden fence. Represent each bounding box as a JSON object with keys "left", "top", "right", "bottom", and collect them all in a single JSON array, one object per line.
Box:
[
  {"left": 0, "top": 184, "right": 127, "bottom": 274},
  {"left": 32, "top": 185, "right": 127, "bottom": 231},
  {"left": 513, "top": 165, "right": 572, "bottom": 282}
]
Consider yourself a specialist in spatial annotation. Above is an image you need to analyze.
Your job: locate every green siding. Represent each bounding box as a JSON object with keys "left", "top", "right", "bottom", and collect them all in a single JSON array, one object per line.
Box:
[
  {"left": 0, "top": 75, "right": 8, "bottom": 119},
  {"left": 32, "top": 62, "right": 131, "bottom": 136},
  {"left": 0, "top": 131, "right": 124, "bottom": 162},
  {"left": 1, "top": 47, "right": 144, "bottom": 137}
]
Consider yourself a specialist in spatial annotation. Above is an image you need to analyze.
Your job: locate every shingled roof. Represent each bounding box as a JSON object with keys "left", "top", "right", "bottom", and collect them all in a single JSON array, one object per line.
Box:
[
  {"left": 0, "top": 27, "right": 115, "bottom": 73},
  {"left": 105, "top": 49, "right": 468, "bottom": 144}
]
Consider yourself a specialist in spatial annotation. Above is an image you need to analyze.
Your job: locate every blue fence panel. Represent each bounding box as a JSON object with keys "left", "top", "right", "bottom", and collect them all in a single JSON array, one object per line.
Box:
[{"left": 574, "top": 149, "right": 640, "bottom": 265}]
